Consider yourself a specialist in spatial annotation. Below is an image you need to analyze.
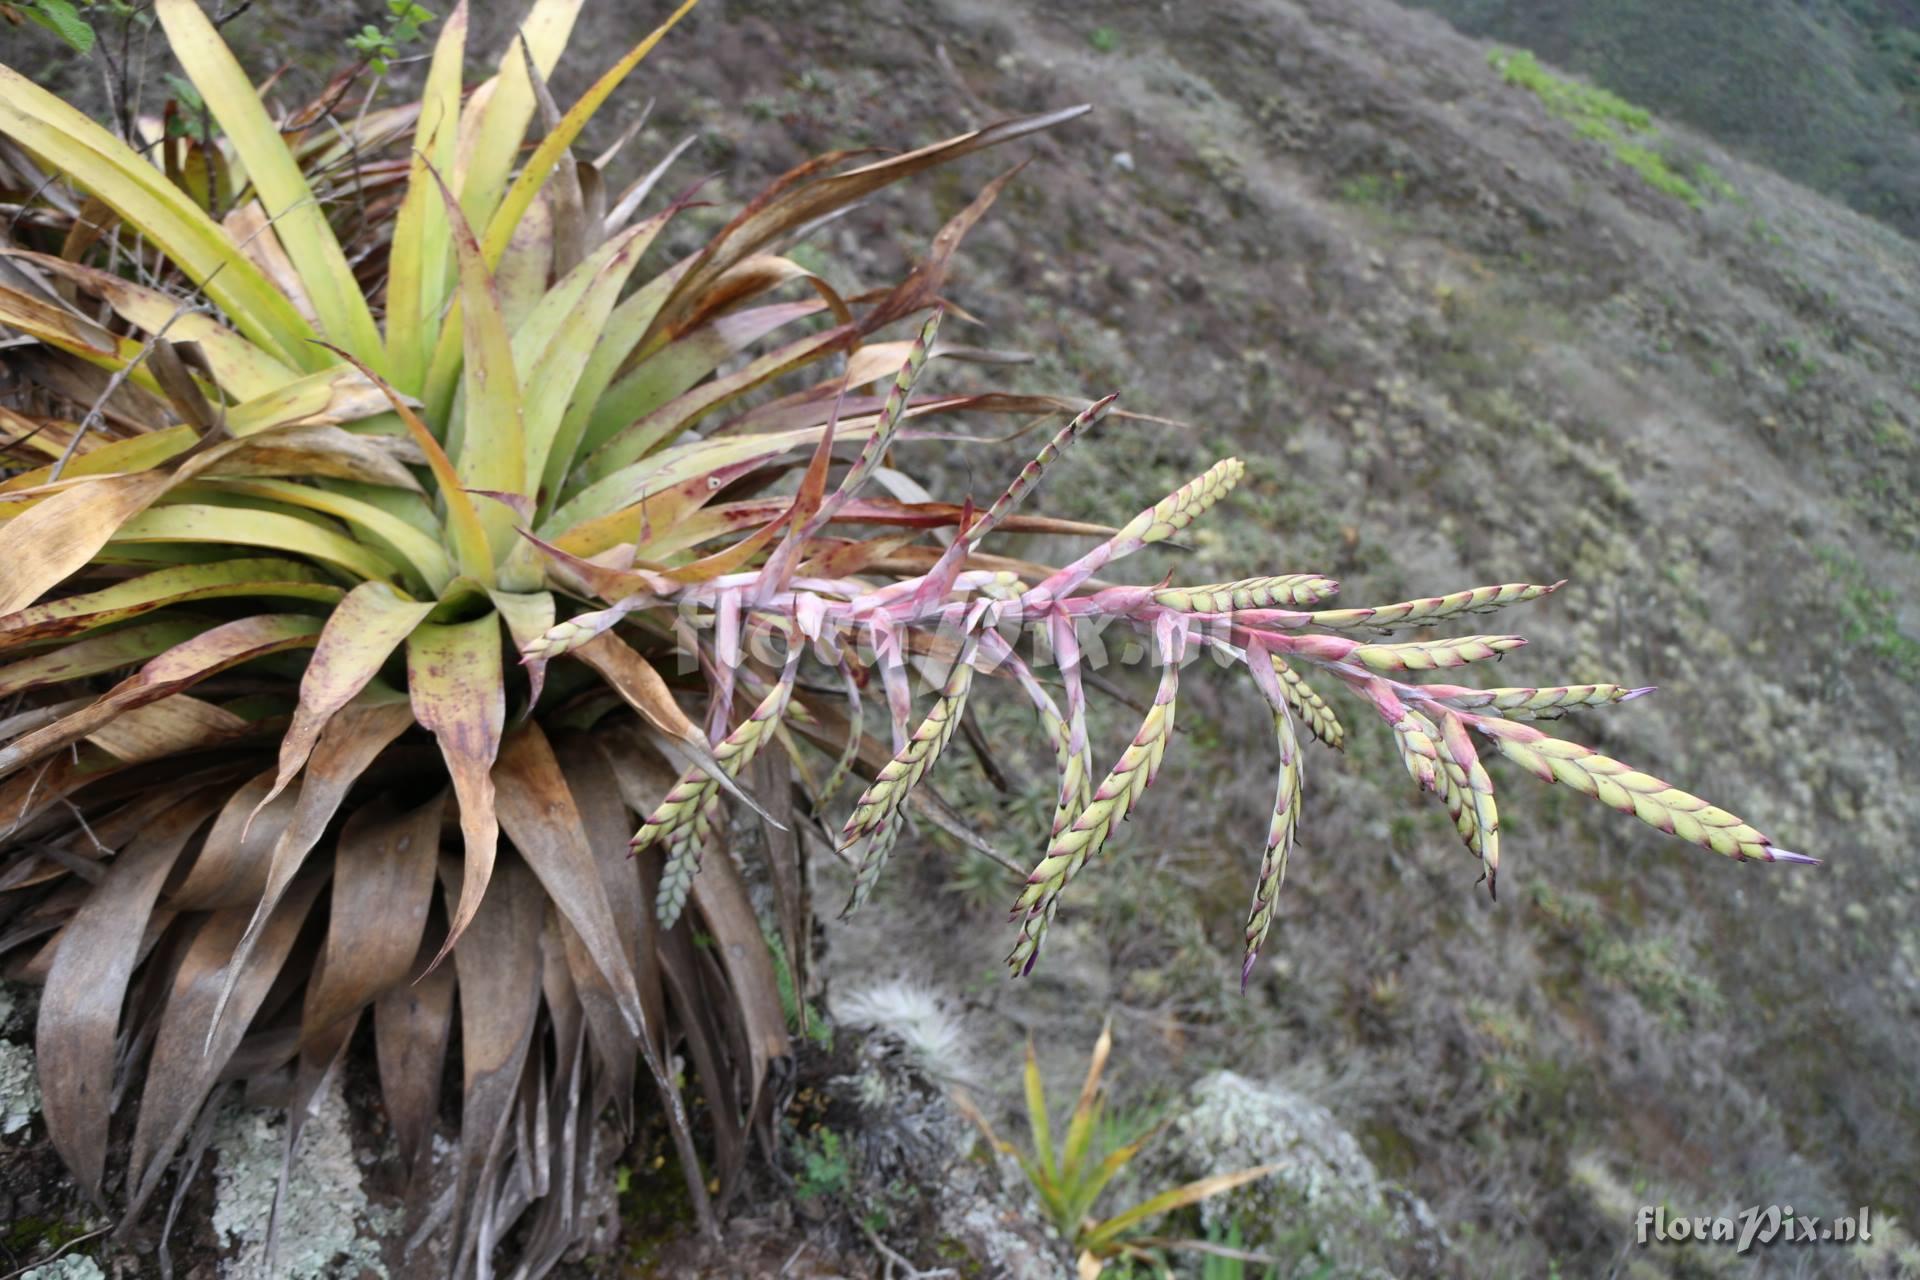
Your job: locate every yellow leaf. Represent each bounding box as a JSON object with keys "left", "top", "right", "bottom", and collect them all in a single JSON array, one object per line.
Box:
[
  {"left": 110, "top": 503, "right": 400, "bottom": 582},
  {"left": 0, "top": 63, "right": 315, "bottom": 366},
  {"left": 156, "top": 0, "right": 385, "bottom": 369},
  {"left": 479, "top": 0, "right": 700, "bottom": 268},
  {"left": 385, "top": 0, "right": 470, "bottom": 391}
]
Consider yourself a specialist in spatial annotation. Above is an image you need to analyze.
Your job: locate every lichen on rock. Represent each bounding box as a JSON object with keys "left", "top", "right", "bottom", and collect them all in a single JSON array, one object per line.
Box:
[
  {"left": 210, "top": 1078, "right": 397, "bottom": 1280},
  {"left": 19, "top": 1257, "right": 106, "bottom": 1280},
  {"left": 1150, "top": 1070, "right": 1451, "bottom": 1277},
  {"left": 1, "top": 983, "right": 40, "bottom": 1138}
]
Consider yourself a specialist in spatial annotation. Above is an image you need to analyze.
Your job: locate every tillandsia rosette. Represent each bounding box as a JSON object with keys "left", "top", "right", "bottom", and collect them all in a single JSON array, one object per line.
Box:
[{"left": 0, "top": 0, "right": 1811, "bottom": 1272}]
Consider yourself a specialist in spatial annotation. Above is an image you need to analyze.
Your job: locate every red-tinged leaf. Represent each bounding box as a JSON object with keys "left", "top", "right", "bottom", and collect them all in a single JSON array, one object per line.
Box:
[
  {"left": 657, "top": 514, "right": 784, "bottom": 586},
  {"left": 726, "top": 495, "right": 1113, "bottom": 540},
  {"left": 35, "top": 793, "right": 220, "bottom": 1198},
  {"left": 796, "top": 532, "right": 920, "bottom": 580},
  {"left": 448, "top": 855, "right": 543, "bottom": 1271},
  {"left": 0, "top": 470, "right": 174, "bottom": 617},
  {"left": 0, "top": 558, "right": 340, "bottom": 647},
  {"left": 866, "top": 163, "right": 1023, "bottom": 328},
  {"left": 302, "top": 792, "right": 444, "bottom": 1045},
  {"left": 0, "top": 614, "right": 324, "bottom": 777},
  {"left": 126, "top": 869, "right": 329, "bottom": 1216},
  {"left": 375, "top": 934, "right": 456, "bottom": 1184},
  {"left": 409, "top": 614, "right": 506, "bottom": 962},
  {"left": 515, "top": 528, "right": 673, "bottom": 600},
  {"left": 255, "top": 582, "right": 430, "bottom": 820},
  {"left": 651, "top": 107, "right": 1089, "bottom": 346}
]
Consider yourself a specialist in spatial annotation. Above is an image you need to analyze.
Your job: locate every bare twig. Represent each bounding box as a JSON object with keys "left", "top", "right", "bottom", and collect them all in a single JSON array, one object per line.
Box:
[
  {"left": 0, "top": 1227, "right": 112, "bottom": 1280},
  {"left": 860, "top": 1222, "right": 958, "bottom": 1280}
]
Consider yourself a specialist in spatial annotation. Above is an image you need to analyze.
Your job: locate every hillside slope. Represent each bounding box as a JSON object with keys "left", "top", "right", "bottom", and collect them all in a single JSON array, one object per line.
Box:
[
  {"left": 1402, "top": 0, "right": 1920, "bottom": 240},
  {"left": 623, "top": 0, "right": 1920, "bottom": 1271}
]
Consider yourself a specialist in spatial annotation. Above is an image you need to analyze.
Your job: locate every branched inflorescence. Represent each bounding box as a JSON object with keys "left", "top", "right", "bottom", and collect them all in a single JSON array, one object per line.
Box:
[{"left": 524, "top": 322, "right": 1814, "bottom": 984}]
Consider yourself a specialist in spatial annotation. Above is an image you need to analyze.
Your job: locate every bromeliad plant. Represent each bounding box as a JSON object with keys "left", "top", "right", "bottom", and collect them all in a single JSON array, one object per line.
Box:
[
  {"left": 0, "top": 0, "right": 1812, "bottom": 1273},
  {"left": 954, "top": 1024, "right": 1279, "bottom": 1278}
]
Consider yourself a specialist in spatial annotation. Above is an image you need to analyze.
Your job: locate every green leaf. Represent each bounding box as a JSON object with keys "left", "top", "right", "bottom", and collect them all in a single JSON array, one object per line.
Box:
[
  {"left": 517, "top": 224, "right": 660, "bottom": 499},
  {"left": 0, "top": 558, "right": 339, "bottom": 645},
  {"left": 314, "top": 341, "right": 496, "bottom": 587},
  {"left": 156, "top": 0, "right": 387, "bottom": 371},
  {"left": 199, "top": 477, "right": 452, "bottom": 591},
  {"left": 1080, "top": 1166, "right": 1283, "bottom": 1254},
  {"left": 21, "top": 0, "right": 95, "bottom": 54},
  {"left": 1023, "top": 1042, "right": 1057, "bottom": 1184},
  {"left": 0, "top": 64, "right": 316, "bottom": 366},
  {"left": 384, "top": 0, "right": 469, "bottom": 392},
  {"left": 452, "top": 0, "right": 585, "bottom": 235},
  {"left": 478, "top": 0, "right": 699, "bottom": 267},
  {"left": 110, "top": 503, "right": 401, "bottom": 582},
  {"left": 430, "top": 169, "right": 526, "bottom": 564}
]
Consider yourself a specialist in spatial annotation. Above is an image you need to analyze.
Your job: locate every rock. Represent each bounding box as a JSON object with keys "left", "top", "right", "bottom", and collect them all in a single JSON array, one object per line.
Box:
[
  {"left": 0, "top": 1040, "right": 38, "bottom": 1137},
  {"left": 830, "top": 1001, "right": 1070, "bottom": 1279},
  {"left": 209, "top": 1077, "right": 398, "bottom": 1280},
  {"left": 1, "top": 984, "right": 39, "bottom": 1138},
  {"left": 19, "top": 1258, "right": 106, "bottom": 1279},
  {"left": 1146, "top": 1071, "right": 1451, "bottom": 1277},
  {"left": 1111, "top": 150, "right": 1136, "bottom": 173}
]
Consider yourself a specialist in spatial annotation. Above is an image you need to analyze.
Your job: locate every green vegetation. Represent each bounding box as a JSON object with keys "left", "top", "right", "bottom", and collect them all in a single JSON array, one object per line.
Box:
[
  {"left": 956, "top": 1025, "right": 1278, "bottom": 1275},
  {"left": 764, "top": 926, "right": 833, "bottom": 1049},
  {"left": 793, "top": 1127, "right": 854, "bottom": 1202},
  {"left": 1490, "top": 49, "right": 1711, "bottom": 207},
  {"left": 1200, "top": 1222, "right": 1284, "bottom": 1280},
  {"left": 345, "top": 0, "right": 437, "bottom": 74},
  {"left": 1334, "top": 171, "right": 1406, "bottom": 208},
  {"left": 3, "top": 0, "right": 96, "bottom": 53},
  {"left": 1819, "top": 549, "right": 1920, "bottom": 681},
  {"left": 1089, "top": 26, "right": 1119, "bottom": 53},
  {"left": 1530, "top": 884, "right": 1725, "bottom": 1026}
]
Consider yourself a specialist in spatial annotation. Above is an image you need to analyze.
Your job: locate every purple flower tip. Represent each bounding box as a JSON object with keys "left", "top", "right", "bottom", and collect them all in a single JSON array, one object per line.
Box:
[
  {"left": 1768, "top": 848, "right": 1820, "bottom": 866},
  {"left": 1240, "top": 953, "right": 1259, "bottom": 991},
  {"left": 1621, "top": 686, "right": 1657, "bottom": 701}
]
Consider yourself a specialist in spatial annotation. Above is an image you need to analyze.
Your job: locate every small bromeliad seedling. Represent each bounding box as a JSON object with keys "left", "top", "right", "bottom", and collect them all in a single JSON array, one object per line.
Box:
[{"left": 954, "top": 1023, "right": 1279, "bottom": 1277}]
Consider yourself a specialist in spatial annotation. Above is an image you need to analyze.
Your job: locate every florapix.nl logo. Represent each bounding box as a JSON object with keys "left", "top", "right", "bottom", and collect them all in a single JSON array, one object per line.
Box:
[{"left": 1637, "top": 1204, "right": 1874, "bottom": 1254}]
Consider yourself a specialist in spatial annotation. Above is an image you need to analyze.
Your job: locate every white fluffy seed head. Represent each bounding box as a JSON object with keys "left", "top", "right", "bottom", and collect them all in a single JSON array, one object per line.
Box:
[{"left": 829, "top": 980, "right": 975, "bottom": 1084}]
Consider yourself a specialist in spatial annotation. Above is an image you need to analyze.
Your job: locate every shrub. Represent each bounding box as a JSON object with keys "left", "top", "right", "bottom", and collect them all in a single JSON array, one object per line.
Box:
[{"left": 0, "top": 1, "right": 1808, "bottom": 1274}]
